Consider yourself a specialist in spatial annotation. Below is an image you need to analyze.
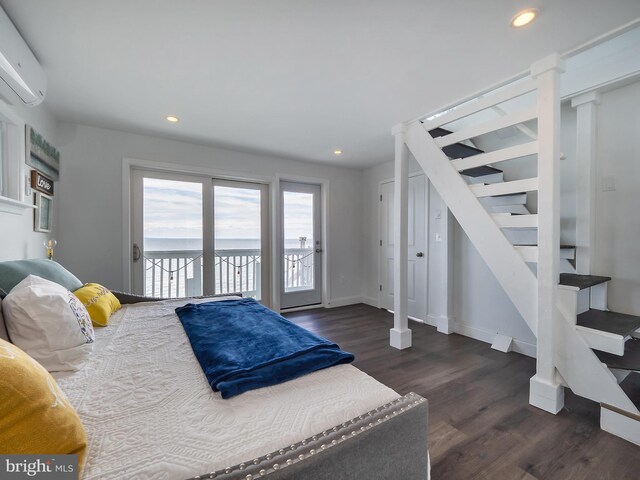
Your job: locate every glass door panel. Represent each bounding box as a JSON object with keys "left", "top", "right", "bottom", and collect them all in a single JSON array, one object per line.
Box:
[
  {"left": 280, "top": 181, "right": 322, "bottom": 308},
  {"left": 213, "top": 182, "right": 265, "bottom": 300},
  {"left": 283, "top": 191, "right": 315, "bottom": 292},
  {"left": 141, "top": 176, "right": 203, "bottom": 298}
]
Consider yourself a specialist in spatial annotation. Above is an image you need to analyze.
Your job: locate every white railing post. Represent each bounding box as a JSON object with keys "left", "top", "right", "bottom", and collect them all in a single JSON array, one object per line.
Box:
[
  {"left": 530, "top": 53, "right": 565, "bottom": 414},
  {"left": 390, "top": 124, "right": 412, "bottom": 349},
  {"left": 572, "top": 92, "right": 601, "bottom": 275}
]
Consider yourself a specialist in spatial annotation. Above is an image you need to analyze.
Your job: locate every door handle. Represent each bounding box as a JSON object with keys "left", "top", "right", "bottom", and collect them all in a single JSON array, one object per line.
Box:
[
  {"left": 315, "top": 248, "right": 323, "bottom": 253},
  {"left": 416, "top": 252, "right": 424, "bottom": 258},
  {"left": 133, "top": 243, "right": 141, "bottom": 262}
]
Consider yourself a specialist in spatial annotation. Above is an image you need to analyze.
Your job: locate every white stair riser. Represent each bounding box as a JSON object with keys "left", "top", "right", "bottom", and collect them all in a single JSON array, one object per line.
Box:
[
  {"left": 491, "top": 204, "right": 530, "bottom": 215},
  {"left": 576, "top": 326, "right": 626, "bottom": 356},
  {"left": 504, "top": 229, "right": 538, "bottom": 245},
  {"left": 601, "top": 408, "right": 640, "bottom": 447},
  {"left": 464, "top": 172, "right": 504, "bottom": 185},
  {"left": 482, "top": 193, "right": 528, "bottom": 207}
]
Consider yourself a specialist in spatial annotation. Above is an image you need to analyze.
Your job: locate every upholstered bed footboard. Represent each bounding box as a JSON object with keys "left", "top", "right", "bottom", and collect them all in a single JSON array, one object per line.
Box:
[
  {"left": 187, "top": 392, "right": 429, "bottom": 480},
  {"left": 111, "top": 291, "right": 242, "bottom": 305}
]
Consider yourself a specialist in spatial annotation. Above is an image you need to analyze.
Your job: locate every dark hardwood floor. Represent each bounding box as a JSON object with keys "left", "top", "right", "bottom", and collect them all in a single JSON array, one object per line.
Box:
[{"left": 283, "top": 303, "right": 640, "bottom": 480}]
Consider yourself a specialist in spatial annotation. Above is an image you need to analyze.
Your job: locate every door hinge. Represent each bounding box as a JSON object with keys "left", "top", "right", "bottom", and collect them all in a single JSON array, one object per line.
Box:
[
  {"left": 379, "top": 239, "right": 382, "bottom": 246},
  {"left": 380, "top": 194, "right": 382, "bottom": 201},
  {"left": 379, "top": 284, "right": 382, "bottom": 292}
]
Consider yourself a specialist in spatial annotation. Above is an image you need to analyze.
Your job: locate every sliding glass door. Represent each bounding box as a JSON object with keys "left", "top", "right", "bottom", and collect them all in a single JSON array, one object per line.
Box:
[{"left": 131, "top": 170, "right": 269, "bottom": 304}]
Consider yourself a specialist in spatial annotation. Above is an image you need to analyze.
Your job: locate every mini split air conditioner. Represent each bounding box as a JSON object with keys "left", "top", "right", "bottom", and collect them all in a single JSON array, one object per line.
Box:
[{"left": 0, "top": 6, "right": 46, "bottom": 107}]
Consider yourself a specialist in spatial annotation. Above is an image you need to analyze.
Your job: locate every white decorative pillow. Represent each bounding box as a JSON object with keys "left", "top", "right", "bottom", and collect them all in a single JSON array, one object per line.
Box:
[{"left": 3, "top": 275, "right": 94, "bottom": 372}]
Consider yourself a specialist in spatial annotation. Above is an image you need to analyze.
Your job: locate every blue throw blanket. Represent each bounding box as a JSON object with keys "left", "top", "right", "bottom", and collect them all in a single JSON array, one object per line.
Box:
[{"left": 175, "top": 298, "right": 354, "bottom": 398}]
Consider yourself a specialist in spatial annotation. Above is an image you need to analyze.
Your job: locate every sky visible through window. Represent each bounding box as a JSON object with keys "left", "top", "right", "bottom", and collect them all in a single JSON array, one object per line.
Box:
[{"left": 143, "top": 178, "right": 313, "bottom": 251}]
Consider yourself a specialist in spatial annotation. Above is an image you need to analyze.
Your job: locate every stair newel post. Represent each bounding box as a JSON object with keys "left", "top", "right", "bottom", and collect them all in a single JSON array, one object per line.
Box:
[
  {"left": 390, "top": 123, "right": 412, "bottom": 349},
  {"left": 529, "top": 54, "right": 566, "bottom": 414}
]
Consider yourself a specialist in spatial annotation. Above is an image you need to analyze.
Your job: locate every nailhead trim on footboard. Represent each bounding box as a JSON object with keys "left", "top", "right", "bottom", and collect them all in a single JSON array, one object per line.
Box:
[{"left": 186, "top": 392, "right": 427, "bottom": 480}]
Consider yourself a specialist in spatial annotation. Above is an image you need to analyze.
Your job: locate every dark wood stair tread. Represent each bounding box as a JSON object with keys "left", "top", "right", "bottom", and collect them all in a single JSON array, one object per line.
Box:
[
  {"left": 578, "top": 309, "right": 640, "bottom": 337},
  {"left": 427, "top": 127, "right": 485, "bottom": 159},
  {"left": 461, "top": 165, "right": 503, "bottom": 177},
  {"left": 559, "top": 273, "right": 611, "bottom": 290},
  {"left": 596, "top": 339, "right": 640, "bottom": 372}
]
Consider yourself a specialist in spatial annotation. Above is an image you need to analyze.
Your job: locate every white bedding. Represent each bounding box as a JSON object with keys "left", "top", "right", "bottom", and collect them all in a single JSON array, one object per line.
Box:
[{"left": 54, "top": 297, "right": 400, "bottom": 480}]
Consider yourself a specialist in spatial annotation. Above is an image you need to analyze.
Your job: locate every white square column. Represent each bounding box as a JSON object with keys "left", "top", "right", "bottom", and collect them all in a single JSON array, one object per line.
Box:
[
  {"left": 530, "top": 53, "right": 565, "bottom": 413},
  {"left": 390, "top": 125, "right": 412, "bottom": 349}
]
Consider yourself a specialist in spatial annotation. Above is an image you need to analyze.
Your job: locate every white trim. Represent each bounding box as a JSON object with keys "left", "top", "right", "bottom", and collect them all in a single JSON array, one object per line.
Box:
[
  {"left": 422, "top": 79, "right": 537, "bottom": 131},
  {"left": 601, "top": 406, "right": 640, "bottom": 446},
  {"left": 361, "top": 296, "right": 378, "bottom": 308},
  {"left": 280, "top": 303, "right": 323, "bottom": 313},
  {"left": 325, "top": 296, "right": 363, "bottom": 308},
  {"left": 454, "top": 321, "right": 537, "bottom": 358},
  {"left": 275, "top": 173, "right": 330, "bottom": 310},
  {"left": 0, "top": 100, "right": 27, "bottom": 205},
  {"left": 0, "top": 195, "right": 34, "bottom": 214},
  {"left": 433, "top": 106, "right": 538, "bottom": 147},
  {"left": 121, "top": 157, "right": 277, "bottom": 303},
  {"left": 452, "top": 142, "right": 538, "bottom": 171}
]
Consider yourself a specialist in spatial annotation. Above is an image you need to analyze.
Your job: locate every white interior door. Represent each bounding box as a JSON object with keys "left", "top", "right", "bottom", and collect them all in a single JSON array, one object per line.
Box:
[
  {"left": 280, "top": 181, "right": 322, "bottom": 309},
  {"left": 380, "top": 175, "right": 427, "bottom": 321}
]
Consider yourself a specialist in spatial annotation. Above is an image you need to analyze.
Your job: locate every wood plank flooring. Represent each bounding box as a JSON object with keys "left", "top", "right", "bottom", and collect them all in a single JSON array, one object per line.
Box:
[{"left": 283, "top": 303, "right": 640, "bottom": 480}]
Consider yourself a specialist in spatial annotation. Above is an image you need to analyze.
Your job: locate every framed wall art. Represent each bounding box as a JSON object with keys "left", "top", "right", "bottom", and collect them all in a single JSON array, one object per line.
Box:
[
  {"left": 26, "top": 125, "right": 60, "bottom": 180},
  {"left": 34, "top": 191, "right": 53, "bottom": 233}
]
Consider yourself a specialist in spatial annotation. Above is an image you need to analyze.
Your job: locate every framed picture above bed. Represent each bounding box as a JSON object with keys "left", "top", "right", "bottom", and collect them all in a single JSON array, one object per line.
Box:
[
  {"left": 34, "top": 192, "right": 53, "bottom": 233},
  {"left": 26, "top": 125, "right": 60, "bottom": 180}
]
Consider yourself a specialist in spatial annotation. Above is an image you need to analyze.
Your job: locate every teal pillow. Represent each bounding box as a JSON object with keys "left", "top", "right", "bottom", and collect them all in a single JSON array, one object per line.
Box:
[{"left": 0, "top": 259, "right": 83, "bottom": 296}]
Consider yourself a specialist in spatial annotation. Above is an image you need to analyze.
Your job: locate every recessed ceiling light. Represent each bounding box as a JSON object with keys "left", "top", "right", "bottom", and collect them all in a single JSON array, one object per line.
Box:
[
  {"left": 165, "top": 115, "right": 179, "bottom": 123},
  {"left": 333, "top": 149, "right": 343, "bottom": 155},
  {"left": 511, "top": 8, "right": 538, "bottom": 28}
]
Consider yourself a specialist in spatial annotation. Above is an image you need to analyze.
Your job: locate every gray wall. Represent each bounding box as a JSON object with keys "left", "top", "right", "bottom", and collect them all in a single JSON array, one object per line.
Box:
[
  {"left": 594, "top": 80, "right": 640, "bottom": 315},
  {"left": 0, "top": 101, "right": 58, "bottom": 262},
  {"left": 55, "top": 123, "right": 364, "bottom": 306}
]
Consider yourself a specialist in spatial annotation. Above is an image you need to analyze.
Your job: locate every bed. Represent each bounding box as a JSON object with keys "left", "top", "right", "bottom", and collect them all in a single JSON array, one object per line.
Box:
[{"left": 0, "top": 283, "right": 429, "bottom": 479}]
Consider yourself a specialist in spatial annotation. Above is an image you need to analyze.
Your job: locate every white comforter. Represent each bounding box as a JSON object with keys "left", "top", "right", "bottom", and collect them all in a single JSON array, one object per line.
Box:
[{"left": 54, "top": 298, "right": 399, "bottom": 480}]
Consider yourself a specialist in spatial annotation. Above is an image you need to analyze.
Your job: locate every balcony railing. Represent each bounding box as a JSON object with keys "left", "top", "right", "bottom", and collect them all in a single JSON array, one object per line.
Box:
[{"left": 144, "top": 248, "right": 314, "bottom": 298}]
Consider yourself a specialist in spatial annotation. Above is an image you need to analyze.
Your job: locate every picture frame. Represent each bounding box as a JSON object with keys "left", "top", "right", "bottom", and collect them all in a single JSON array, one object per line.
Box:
[
  {"left": 26, "top": 125, "right": 60, "bottom": 180},
  {"left": 34, "top": 191, "right": 53, "bottom": 233}
]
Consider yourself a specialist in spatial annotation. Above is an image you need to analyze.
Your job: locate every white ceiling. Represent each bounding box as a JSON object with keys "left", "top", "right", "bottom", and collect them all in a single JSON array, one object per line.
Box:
[{"left": 2, "top": 0, "right": 640, "bottom": 168}]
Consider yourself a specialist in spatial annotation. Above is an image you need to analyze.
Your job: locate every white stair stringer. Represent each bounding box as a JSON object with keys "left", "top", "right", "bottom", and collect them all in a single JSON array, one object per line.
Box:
[
  {"left": 404, "top": 121, "right": 538, "bottom": 332},
  {"left": 554, "top": 304, "right": 639, "bottom": 414}
]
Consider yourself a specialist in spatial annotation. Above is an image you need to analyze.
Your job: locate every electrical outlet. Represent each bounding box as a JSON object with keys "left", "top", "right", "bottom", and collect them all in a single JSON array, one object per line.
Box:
[{"left": 25, "top": 175, "right": 32, "bottom": 196}]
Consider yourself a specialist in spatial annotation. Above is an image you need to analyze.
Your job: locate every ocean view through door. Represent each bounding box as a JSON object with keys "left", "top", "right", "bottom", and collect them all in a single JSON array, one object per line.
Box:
[
  {"left": 213, "top": 180, "right": 269, "bottom": 301},
  {"left": 131, "top": 170, "right": 269, "bottom": 303},
  {"left": 280, "top": 181, "right": 322, "bottom": 309}
]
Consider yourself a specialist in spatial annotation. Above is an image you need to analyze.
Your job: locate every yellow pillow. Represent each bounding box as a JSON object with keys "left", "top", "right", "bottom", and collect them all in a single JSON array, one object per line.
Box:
[
  {"left": 0, "top": 338, "right": 87, "bottom": 468},
  {"left": 73, "top": 283, "right": 121, "bottom": 327}
]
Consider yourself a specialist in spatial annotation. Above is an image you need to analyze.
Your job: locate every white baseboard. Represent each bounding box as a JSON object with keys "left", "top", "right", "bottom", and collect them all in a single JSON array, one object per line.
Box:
[
  {"left": 326, "top": 296, "right": 365, "bottom": 308},
  {"left": 454, "top": 322, "right": 537, "bottom": 358},
  {"left": 360, "top": 296, "right": 379, "bottom": 308},
  {"left": 424, "top": 314, "right": 439, "bottom": 328}
]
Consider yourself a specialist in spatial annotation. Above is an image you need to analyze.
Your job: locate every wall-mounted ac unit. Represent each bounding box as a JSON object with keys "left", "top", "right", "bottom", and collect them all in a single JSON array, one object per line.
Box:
[{"left": 0, "top": 6, "right": 46, "bottom": 107}]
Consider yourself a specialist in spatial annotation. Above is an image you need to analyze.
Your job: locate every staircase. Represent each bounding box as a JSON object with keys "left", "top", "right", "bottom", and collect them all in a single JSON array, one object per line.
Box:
[{"left": 392, "top": 54, "right": 640, "bottom": 445}]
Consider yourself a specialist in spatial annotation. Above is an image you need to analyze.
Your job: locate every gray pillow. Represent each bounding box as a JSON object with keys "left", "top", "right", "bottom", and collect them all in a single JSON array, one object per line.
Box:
[{"left": 0, "top": 259, "right": 83, "bottom": 295}]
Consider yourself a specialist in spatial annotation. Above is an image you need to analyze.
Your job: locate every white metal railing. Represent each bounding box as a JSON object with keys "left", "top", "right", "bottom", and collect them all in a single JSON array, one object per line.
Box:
[
  {"left": 144, "top": 250, "right": 203, "bottom": 298},
  {"left": 144, "top": 247, "right": 315, "bottom": 298}
]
